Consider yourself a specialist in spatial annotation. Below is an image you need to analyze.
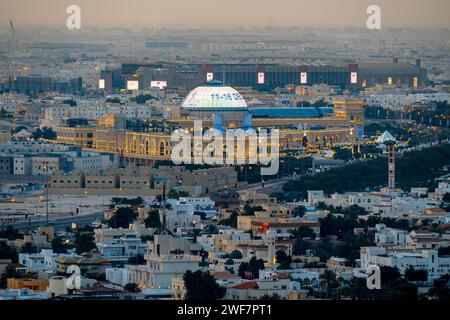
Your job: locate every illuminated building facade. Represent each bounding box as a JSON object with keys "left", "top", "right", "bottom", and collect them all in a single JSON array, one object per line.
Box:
[{"left": 57, "top": 82, "right": 364, "bottom": 165}]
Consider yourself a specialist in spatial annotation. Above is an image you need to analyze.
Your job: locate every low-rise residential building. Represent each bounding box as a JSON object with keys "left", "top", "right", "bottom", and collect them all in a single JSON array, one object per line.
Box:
[
  {"left": 55, "top": 254, "right": 112, "bottom": 276},
  {"left": 127, "top": 235, "right": 202, "bottom": 288},
  {"left": 94, "top": 222, "right": 154, "bottom": 243},
  {"left": 225, "top": 271, "right": 307, "bottom": 300},
  {"left": 375, "top": 224, "right": 407, "bottom": 246},
  {"left": 96, "top": 236, "right": 147, "bottom": 262},
  {"left": 18, "top": 249, "right": 58, "bottom": 273},
  {"left": 105, "top": 268, "right": 133, "bottom": 287},
  {"left": 360, "top": 246, "right": 450, "bottom": 280}
]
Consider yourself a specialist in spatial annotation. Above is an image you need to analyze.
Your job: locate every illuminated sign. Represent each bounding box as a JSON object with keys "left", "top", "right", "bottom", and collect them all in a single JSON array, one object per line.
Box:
[
  {"left": 387, "top": 76, "right": 393, "bottom": 85},
  {"left": 127, "top": 80, "right": 139, "bottom": 90},
  {"left": 182, "top": 86, "right": 247, "bottom": 109},
  {"left": 350, "top": 72, "right": 358, "bottom": 84},
  {"left": 413, "top": 77, "right": 418, "bottom": 88},
  {"left": 257, "top": 72, "right": 265, "bottom": 84},
  {"left": 150, "top": 81, "right": 167, "bottom": 89},
  {"left": 206, "top": 72, "right": 214, "bottom": 82},
  {"left": 98, "top": 79, "right": 105, "bottom": 89},
  {"left": 300, "top": 72, "right": 307, "bottom": 84}
]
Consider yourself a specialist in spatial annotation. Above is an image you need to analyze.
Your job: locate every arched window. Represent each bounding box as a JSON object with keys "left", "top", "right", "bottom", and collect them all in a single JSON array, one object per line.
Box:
[
  {"left": 159, "top": 141, "right": 165, "bottom": 156},
  {"left": 145, "top": 139, "right": 150, "bottom": 155},
  {"left": 131, "top": 138, "right": 137, "bottom": 153},
  {"left": 151, "top": 139, "right": 156, "bottom": 155}
]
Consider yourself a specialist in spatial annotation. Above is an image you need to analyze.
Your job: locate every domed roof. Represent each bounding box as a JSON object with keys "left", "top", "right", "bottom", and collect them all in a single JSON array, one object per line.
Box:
[{"left": 182, "top": 81, "right": 247, "bottom": 110}]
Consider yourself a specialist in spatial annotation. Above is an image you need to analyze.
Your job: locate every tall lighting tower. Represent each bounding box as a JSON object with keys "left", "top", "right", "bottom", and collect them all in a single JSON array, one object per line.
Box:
[{"left": 377, "top": 131, "right": 397, "bottom": 189}]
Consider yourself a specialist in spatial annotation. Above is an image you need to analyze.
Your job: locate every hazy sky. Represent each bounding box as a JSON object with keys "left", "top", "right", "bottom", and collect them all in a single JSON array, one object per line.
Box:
[{"left": 1, "top": 0, "right": 450, "bottom": 29}]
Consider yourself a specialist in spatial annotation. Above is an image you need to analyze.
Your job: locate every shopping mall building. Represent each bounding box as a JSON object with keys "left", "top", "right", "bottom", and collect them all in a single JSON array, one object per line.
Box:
[{"left": 57, "top": 81, "right": 364, "bottom": 166}]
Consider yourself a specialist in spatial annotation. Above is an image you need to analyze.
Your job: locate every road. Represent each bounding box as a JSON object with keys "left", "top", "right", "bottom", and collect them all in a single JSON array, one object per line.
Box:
[
  {"left": 1, "top": 211, "right": 104, "bottom": 231},
  {"left": 236, "top": 177, "right": 291, "bottom": 194}
]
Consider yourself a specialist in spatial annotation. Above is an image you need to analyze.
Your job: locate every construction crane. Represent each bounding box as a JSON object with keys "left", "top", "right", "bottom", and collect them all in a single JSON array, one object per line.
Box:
[{"left": 9, "top": 20, "right": 15, "bottom": 51}]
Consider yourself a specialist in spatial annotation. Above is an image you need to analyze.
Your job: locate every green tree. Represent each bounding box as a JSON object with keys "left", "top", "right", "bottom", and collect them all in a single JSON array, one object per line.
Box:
[
  {"left": 20, "top": 242, "right": 37, "bottom": 254},
  {"left": 380, "top": 266, "right": 401, "bottom": 285},
  {"left": 32, "top": 127, "right": 56, "bottom": 140},
  {"left": 243, "top": 203, "right": 264, "bottom": 216},
  {"left": 144, "top": 210, "right": 161, "bottom": 229},
  {"left": 194, "top": 211, "right": 207, "bottom": 220},
  {"left": 183, "top": 270, "right": 226, "bottom": 300},
  {"left": 219, "top": 212, "right": 238, "bottom": 228},
  {"left": 429, "top": 274, "right": 450, "bottom": 300},
  {"left": 108, "top": 207, "right": 137, "bottom": 228},
  {"left": 0, "top": 226, "right": 22, "bottom": 240},
  {"left": 238, "top": 256, "right": 265, "bottom": 279},
  {"left": 293, "top": 205, "right": 306, "bottom": 217},
  {"left": 230, "top": 250, "right": 243, "bottom": 259},
  {"left": 342, "top": 277, "right": 374, "bottom": 300},
  {"left": 74, "top": 232, "right": 95, "bottom": 254},
  {"left": 438, "top": 246, "right": 450, "bottom": 256},
  {"left": 292, "top": 238, "right": 311, "bottom": 255},
  {"left": 51, "top": 236, "right": 74, "bottom": 254},
  {"left": 290, "top": 226, "right": 316, "bottom": 239},
  {"left": 167, "top": 189, "right": 190, "bottom": 199},
  {"left": 0, "top": 107, "right": 9, "bottom": 118},
  {"left": 384, "top": 278, "right": 418, "bottom": 300},
  {"left": 124, "top": 282, "right": 139, "bottom": 292},
  {"left": 0, "top": 241, "right": 18, "bottom": 262},
  {"left": 105, "top": 97, "right": 121, "bottom": 104},
  {"left": 260, "top": 293, "right": 282, "bottom": 300},
  {"left": 442, "top": 193, "right": 450, "bottom": 203},
  {"left": 404, "top": 267, "right": 427, "bottom": 282}
]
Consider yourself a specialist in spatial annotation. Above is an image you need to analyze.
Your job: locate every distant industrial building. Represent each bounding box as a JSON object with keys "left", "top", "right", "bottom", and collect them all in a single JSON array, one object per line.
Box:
[
  {"left": 99, "top": 59, "right": 427, "bottom": 91},
  {"left": 6, "top": 75, "right": 82, "bottom": 95}
]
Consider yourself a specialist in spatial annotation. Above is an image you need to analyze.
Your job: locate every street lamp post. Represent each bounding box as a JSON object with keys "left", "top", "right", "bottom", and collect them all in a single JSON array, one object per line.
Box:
[{"left": 44, "top": 166, "right": 49, "bottom": 226}]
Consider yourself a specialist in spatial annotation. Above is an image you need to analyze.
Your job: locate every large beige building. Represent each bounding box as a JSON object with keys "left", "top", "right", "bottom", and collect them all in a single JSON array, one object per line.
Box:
[{"left": 49, "top": 165, "right": 239, "bottom": 195}]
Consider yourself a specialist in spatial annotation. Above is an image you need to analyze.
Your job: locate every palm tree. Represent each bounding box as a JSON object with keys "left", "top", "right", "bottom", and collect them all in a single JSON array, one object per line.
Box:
[{"left": 319, "top": 270, "right": 338, "bottom": 298}]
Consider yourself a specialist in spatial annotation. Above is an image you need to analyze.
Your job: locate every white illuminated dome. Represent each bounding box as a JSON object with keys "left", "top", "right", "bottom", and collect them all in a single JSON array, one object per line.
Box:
[{"left": 182, "top": 81, "right": 247, "bottom": 110}]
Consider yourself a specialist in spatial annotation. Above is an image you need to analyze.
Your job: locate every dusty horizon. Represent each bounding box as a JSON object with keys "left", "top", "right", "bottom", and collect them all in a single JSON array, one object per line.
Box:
[{"left": 1, "top": 0, "right": 450, "bottom": 29}]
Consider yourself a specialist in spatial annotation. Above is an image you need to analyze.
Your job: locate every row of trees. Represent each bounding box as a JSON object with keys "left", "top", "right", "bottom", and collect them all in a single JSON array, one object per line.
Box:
[
  {"left": 32, "top": 127, "right": 57, "bottom": 140},
  {"left": 177, "top": 265, "right": 445, "bottom": 301},
  {"left": 283, "top": 144, "right": 450, "bottom": 198}
]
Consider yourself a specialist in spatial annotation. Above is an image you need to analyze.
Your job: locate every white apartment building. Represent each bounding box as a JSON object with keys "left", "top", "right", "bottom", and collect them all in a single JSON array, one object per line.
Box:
[
  {"left": 0, "top": 289, "right": 50, "bottom": 300},
  {"left": 18, "top": 249, "right": 58, "bottom": 273},
  {"left": 374, "top": 224, "right": 407, "bottom": 246},
  {"left": 127, "top": 235, "right": 202, "bottom": 288},
  {"left": 105, "top": 268, "right": 133, "bottom": 287},
  {"left": 226, "top": 271, "right": 306, "bottom": 300},
  {"left": 360, "top": 246, "right": 450, "bottom": 280},
  {"left": 363, "top": 92, "right": 450, "bottom": 107},
  {"left": 128, "top": 253, "right": 201, "bottom": 289},
  {"left": 165, "top": 212, "right": 201, "bottom": 232},
  {"left": 96, "top": 236, "right": 147, "bottom": 260},
  {"left": 307, "top": 190, "right": 441, "bottom": 218},
  {"left": 435, "top": 181, "right": 450, "bottom": 197},
  {"left": 166, "top": 197, "right": 217, "bottom": 218},
  {"left": 94, "top": 222, "right": 154, "bottom": 243}
]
